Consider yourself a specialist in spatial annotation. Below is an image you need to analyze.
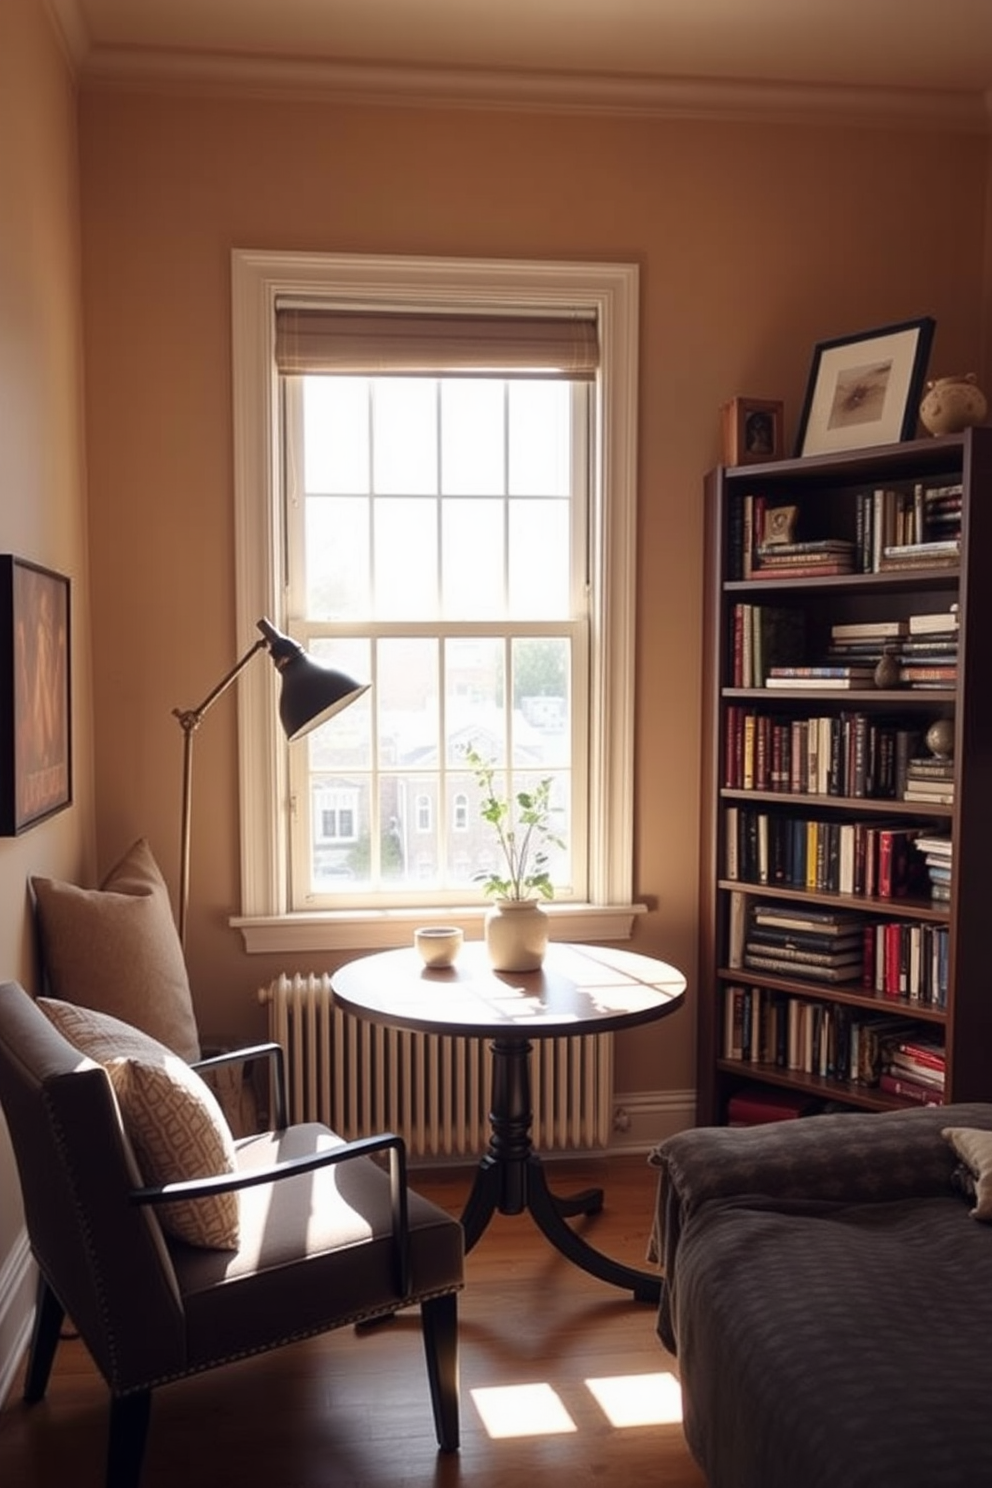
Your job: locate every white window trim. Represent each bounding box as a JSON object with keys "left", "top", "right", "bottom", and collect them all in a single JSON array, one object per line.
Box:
[{"left": 230, "top": 249, "right": 645, "bottom": 953}]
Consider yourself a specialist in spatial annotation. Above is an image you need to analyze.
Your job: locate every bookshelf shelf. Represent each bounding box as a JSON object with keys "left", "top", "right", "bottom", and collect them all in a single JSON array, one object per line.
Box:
[{"left": 697, "top": 428, "right": 992, "bottom": 1123}]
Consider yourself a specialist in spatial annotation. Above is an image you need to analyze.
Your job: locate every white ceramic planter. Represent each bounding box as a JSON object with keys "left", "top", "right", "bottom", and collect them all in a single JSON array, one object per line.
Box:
[{"left": 483, "top": 898, "right": 550, "bottom": 972}]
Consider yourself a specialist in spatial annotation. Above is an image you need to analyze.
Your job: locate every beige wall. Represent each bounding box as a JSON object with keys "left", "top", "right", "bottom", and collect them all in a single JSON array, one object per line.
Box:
[
  {"left": 78, "top": 88, "right": 990, "bottom": 1088},
  {"left": 0, "top": 0, "right": 93, "bottom": 1388}
]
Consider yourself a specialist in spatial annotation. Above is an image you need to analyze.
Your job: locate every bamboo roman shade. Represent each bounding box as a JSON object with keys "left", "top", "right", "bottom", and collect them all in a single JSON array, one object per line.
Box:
[{"left": 274, "top": 305, "right": 599, "bottom": 380}]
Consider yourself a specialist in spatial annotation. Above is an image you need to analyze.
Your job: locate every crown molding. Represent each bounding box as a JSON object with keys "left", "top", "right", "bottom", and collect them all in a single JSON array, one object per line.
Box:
[{"left": 69, "top": 44, "right": 992, "bottom": 132}]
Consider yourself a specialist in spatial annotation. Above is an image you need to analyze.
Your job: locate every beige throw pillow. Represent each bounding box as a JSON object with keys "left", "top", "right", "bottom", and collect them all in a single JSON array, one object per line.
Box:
[
  {"left": 32, "top": 838, "right": 200, "bottom": 1062},
  {"left": 39, "top": 998, "right": 240, "bottom": 1250},
  {"left": 942, "top": 1126, "right": 992, "bottom": 1221}
]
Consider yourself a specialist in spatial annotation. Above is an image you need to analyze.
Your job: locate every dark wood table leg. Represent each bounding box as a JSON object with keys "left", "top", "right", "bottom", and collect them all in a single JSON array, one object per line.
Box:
[{"left": 457, "top": 1035, "right": 660, "bottom": 1303}]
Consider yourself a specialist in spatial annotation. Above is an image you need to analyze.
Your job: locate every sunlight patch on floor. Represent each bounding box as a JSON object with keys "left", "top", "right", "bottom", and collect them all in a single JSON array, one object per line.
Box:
[
  {"left": 469, "top": 1372, "right": 683, "bottom": 1438},
  {"left": 470, "top": 1383, "right": 577, "bottom": 1438},
  {"left": 585, "top": 1371, "right": 684, "bottom": 1427}
]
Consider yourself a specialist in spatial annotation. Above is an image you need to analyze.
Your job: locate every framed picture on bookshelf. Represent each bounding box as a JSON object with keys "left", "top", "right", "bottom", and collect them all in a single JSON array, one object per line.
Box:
[
  {"left": 721, "top": 397, "right": 784, "bottom": 466},
  {"left": 794, "top": 316, "right": 935, "bottom": 458},
  {"left": 0, "top": 556, "right": 72, "bottom": 835}
]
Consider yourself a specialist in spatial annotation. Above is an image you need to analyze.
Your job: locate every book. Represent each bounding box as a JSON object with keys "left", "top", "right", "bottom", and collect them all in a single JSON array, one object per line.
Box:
[
  {"left": 741, "top": 952, "right": 863, "bottom": 982},
  {"left": 746, "top": 928, "right": 864, "bottom": 954},
  {"left": 887, "top": 1034, "right": 946, "bottom": 1071},
  {"left": 878, "top": 1071, "right": 944, "bottom": 1106},
  {"left": 744, "top": 945, "right": 862, "bottom": 970},
  {"left": 908, "top": 608, "right": 959, "bottom": 634},
  {"left": 882, "top": 539, "right": 960, "bottom": 560},
  {"left": 751, "top": 905, "right": 864, "bottom": 933},
  {"left": 883, "top": 1052, "right": 945, "bottom": 1089},
  {"left": 727, "top": 1085, "right": 818, "bottom": 1125},
  {"left": 902, "top": 784, "right": 954, "bottom": 804},
  {"left": 753, "top": 562, "right": 854, "bottom": 579},
  {"left": 767, "top": 665, "right": 875, "bottom": 679},
  {"left": 765, "top": 676, "right": 874, "bottom": 690},
  {"left": 878, "top": 553, "right": 959, "bottom": 572},
  {"left": 830, "top": 620, "right": 908, "bottom": 641}
]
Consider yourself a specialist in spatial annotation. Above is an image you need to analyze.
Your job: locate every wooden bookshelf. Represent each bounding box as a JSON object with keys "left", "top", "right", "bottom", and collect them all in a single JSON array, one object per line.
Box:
[{"left": 697, "top": 427, "right": 992, "bottom": 1124}]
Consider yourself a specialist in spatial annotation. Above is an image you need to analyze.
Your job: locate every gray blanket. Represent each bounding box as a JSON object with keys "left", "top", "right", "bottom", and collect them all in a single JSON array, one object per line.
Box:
[{"left": 651, "top": 1103, "right": 992, "bottom": 1488}]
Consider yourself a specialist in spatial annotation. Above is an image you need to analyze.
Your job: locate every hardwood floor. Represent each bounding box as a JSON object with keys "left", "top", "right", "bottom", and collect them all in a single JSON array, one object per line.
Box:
[{"left": 0, "top": 1154, "right": 707, "bottom": 1487}]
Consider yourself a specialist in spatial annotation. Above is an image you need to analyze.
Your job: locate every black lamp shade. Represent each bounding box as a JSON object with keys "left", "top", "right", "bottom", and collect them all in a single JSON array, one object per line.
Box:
[{"left": 257, "top": 618, "right": 369, "bottom": 742}]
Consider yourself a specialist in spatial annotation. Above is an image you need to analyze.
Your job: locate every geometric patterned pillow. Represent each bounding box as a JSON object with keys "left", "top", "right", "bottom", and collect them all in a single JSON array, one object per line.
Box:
[
  {"left": 943, "top": 1126, "right": 992, "bottom": 1222},
  {"left": 38, "top": 998, "right": 240, "bottom": 1250}
]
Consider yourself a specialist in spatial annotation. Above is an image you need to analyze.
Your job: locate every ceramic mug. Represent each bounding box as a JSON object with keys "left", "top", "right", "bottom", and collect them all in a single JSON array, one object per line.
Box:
[{"left": 414, "top": 926, "right": 463, "bottom": 968}]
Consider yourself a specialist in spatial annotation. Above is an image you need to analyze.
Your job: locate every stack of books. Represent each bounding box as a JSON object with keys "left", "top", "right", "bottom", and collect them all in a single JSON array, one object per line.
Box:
[
  {"left": 902, "top": 753, "right": 954, "bottom": 805},
  {"left": 765, "top": 664, "right": 876, "bottom": 691},
  {"left": 878, "top": 1030, "right": 946, "bottom": 1105},
  {"left": 826, "top": 618, "right": 907, "bottom": 669},
  {"left": 754, "top": 538, "right": 855, "bottom": 579},
  {"left": 743, "top": 903, "right": 865, "bottom": 983},
  {"left": 915, "top": 831, "right": 953, "bottom": 903},
  {"left": 879, "top": 537, "right": 960, "bottom": 572},
  {"left": 898, "top": 606, "right": 959, "bottom": 689},
  {"left": 921, "top": 482, "right": 963, "bottom": 540}
]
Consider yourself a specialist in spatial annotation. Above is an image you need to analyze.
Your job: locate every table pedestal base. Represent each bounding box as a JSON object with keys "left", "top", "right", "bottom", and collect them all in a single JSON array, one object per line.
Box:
[{"left": 458, "top": 1035, "right": 661, "bottom": 1304}]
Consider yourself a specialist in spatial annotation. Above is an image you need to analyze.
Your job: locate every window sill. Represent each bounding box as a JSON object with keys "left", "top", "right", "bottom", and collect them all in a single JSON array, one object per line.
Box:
[{"left": 231, "top": 902, "right": 648, "bottom": 955}]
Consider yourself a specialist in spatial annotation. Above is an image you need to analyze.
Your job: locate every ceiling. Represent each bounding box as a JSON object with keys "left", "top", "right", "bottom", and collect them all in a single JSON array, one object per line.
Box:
[{"left": 53, "top": 0, "right": 992, "bottom": 126}]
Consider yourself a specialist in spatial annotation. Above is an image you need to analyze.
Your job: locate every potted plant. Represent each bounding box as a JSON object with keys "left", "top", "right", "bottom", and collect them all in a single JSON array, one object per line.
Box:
[{"left": 464, "top": 745, "right": 565, "bottom": 971}]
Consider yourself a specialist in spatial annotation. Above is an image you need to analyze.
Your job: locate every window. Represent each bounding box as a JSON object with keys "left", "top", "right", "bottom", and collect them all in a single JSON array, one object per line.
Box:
[{"left": 231, "top": 251, "right": 641, "bottom": 953}]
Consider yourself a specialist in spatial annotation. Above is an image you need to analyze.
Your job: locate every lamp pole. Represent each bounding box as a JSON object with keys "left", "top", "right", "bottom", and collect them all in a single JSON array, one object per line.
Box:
[
  {"left": 172, "top": 617, "right": 369, "bottom": 953},
  {"left": 172, "top": 637, "right": 269, "bottom": 952}
]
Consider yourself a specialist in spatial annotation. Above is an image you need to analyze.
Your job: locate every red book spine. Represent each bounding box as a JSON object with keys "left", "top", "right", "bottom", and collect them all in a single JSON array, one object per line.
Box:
[
  {"left": 862, "top": 923, "right": 875, "bottom": 989},
  {"left": 878, "top": 829, "right": 894, "bottom": 898},
  {"left": 894, "top": 1040, "right": 945, "bottom": 1071},
  {"left": 725, "top": 705, "right": 742, "bottom": 788},
  {"left": 884, "top": 921, "right": 903, "bottom": 997},
  {"left": 878, "top": 1072, "right": 944, "bottom": 1106},
  {"left": 755, "top": 714, "right": 771, "bottom": 791}
]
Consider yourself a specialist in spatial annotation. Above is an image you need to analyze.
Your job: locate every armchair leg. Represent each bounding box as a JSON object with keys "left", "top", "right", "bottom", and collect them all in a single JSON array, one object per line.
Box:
[
  {"left": 23, "top": 1275, "right": 65, "bottom": 1403},
  {"left": 107, "top": 1389, "right": 151, "bottom": 1488},
  {"left": 421, "top": 1291, "right": 460, "bottom": 1452}
]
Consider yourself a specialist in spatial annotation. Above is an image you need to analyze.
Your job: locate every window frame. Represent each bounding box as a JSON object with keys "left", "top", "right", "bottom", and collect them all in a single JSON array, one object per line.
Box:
[{"left": 230, "top": 249, "right": 643, "bottom": 953}]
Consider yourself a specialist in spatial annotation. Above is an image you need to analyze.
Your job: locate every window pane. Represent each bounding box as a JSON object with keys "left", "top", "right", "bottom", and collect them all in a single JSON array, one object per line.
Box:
[
  {"left": 445, "top": 637, "right": 507, "bottom": 765},
  {"left": 307, "top": 639, "right": 372, "bottom": 771},
  {"left": 376, "top": 637, "right": 439, "bottom": 770},
  {"left": 310, "top": 774, "right": 370, "bottom": 889},
  {"left": 509, "top": 381, "right": 570, "bottom": 496},
  {"left": 380, "top": 774, "right": 439, "bottom": 888},
  {"left": 441, "top": 380, "right": 505, "bottom": 495},
  {"left": 305, "top": 495, "right": 370, "bottom": 620},
  {"left": 373, "top": 379, "right": 437, "bottom": 494},
  {"left": 373, "top": 497, "right": 438, "bottom": 619},
  {"left": 513, "top": 637, "right": 572, "bottom": 769},
  {"left": 303, "top": 377, "right": 369, "bottom": 494},
  {"left": 509, "top": 498, "right": 570, "bottom": 617},
  {"left": 441, "top": 498, "right": 504, "bottom": 618}
]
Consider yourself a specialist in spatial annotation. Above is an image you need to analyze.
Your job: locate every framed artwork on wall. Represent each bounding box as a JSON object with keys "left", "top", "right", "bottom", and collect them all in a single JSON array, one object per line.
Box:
[
  {"left": 0, "top": 556, "right": 72, "bottom": 835},
  {"left": 794, "top": 316, "right": 935, "bottom": 457},
  {"left": 721, "top": 397, "right": 784, "bottom": 466}
]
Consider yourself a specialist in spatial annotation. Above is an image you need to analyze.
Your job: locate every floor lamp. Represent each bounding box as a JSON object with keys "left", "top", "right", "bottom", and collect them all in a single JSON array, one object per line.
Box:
[{"left": 172, "top": 616, "right": 369, "bottom": 951}]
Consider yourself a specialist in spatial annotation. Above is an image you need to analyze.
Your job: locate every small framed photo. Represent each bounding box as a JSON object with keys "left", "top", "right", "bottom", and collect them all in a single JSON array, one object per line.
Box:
[
  {"left": 0, "top": 556, "right": 72, "bottom": 835},
  {"left": 794, "top": 316, "right": 935, "bottom": 458},
  {"left": 722, "top": 398, "right": 784, "bottom": 466}
]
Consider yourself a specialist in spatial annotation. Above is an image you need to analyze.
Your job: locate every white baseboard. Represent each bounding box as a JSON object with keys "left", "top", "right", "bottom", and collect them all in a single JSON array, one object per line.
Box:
[
  {"left": 0, "top": 1228, "right": 35, "bottom": 1410},
  {"left": 607, "top": 1088, "right": 696, "bottom": 1154}
]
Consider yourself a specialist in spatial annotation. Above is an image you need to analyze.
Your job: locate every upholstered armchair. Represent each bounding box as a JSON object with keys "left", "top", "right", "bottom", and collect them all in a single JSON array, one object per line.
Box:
[{"left": 0, "top": 980, "right": 463, "bottom": 1488}]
